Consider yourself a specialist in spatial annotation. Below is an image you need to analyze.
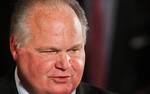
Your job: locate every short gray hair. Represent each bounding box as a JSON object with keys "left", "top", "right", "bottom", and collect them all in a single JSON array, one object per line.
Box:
[{"left": 10, "top": 0, "right": 88, "bottom": 48}]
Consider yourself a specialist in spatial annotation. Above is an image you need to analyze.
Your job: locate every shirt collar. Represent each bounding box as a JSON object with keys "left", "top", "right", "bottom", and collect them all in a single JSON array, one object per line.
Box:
[
  {"left": 15, "top": 68, "right": 29, "bottom": 94},
  {"left": 15, "top": 67, "right": 76, "bottom": 94}
]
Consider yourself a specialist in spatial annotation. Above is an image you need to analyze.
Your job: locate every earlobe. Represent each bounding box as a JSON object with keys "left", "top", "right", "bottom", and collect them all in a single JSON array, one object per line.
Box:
[{"left": 9, "top": 35, "right": 18, "bottom": 60}]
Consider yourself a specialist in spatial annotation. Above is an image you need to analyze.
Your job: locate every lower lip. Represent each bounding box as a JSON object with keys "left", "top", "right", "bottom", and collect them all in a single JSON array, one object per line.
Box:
[{"left": 51, "top": 76, "right": 71, "bottom": 83}]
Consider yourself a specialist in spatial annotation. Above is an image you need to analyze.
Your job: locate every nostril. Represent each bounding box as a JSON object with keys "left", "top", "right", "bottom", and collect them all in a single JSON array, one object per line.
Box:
[{"left": 55, "top": 53, "right": 71, "bottom": 70}]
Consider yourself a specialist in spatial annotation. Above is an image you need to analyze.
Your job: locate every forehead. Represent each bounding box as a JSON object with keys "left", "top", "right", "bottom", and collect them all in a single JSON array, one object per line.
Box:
[
  {"left": 24, "top": 3, "right": 83, "bottom": 44},
  {"left": 25, "top": 3, "right": 81, "bottom": 32},
  {"left": 26, "top": 3, "right": 77, "bottom": 23}
]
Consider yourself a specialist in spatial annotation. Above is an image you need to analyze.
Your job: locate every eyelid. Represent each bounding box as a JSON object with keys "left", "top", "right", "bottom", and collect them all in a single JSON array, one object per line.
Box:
[
  {"left": 40, "top": 50, "right": 58, "bottom": 53},
  {"left": 68, "top": 46, "right": 81, "bottom": 52},
  {"left": 36, "top": 48, "right": 60, "bottom": 53},
  {"left": 72, "top": 48, "right": 79, "bottom": 51}
]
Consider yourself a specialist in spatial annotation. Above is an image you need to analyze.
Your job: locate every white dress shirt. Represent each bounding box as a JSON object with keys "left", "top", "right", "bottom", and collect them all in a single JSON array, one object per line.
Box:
[{"left": 15, "top": 68, "right": 76, "bottom": 94}]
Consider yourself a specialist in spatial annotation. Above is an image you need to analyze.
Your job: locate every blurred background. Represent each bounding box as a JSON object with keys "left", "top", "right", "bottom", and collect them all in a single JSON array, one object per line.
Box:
[{"left": 0, "top": 0, "right": 150, "bottom": 94}]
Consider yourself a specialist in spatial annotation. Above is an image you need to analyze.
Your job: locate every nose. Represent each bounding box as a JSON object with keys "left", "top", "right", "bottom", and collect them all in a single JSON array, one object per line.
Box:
[{"left": 55, "top": 52, "right": 71, "bottom": 71}]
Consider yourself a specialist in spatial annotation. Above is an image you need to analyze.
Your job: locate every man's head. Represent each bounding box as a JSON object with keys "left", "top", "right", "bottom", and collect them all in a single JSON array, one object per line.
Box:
[{"left": 10, "top": 0, "right": 88, "bottom": 94}]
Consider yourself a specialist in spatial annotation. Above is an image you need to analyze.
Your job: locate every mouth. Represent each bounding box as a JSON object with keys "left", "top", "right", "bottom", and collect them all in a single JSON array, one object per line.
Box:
[{"left": 49, "top": 76, "right": 72, "bottom": 83}]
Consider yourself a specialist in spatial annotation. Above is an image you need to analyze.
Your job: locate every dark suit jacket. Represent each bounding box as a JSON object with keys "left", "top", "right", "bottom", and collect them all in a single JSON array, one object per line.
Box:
[{"left": 0, "top": 70, "right": 115, "bottom": 94}]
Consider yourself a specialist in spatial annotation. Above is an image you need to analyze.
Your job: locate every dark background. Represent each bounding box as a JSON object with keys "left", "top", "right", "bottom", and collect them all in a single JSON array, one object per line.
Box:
[{"left": 0, "top": 0, "right": 15, "bottom": 76}]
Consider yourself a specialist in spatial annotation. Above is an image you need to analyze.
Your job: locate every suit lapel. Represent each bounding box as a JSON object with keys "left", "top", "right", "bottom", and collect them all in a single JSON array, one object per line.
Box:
[{"left": 1, "top": 68, "right": 19, "bottom": 94}]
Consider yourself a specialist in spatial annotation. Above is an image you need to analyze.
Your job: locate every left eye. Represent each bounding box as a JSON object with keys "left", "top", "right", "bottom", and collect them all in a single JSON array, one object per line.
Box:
[{"left": 71, "top": 49, "right": 79, "bottom": 52}]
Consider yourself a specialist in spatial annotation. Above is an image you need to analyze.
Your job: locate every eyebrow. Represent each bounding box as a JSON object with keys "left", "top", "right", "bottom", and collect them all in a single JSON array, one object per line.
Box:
[{"left": 35, "top": 43, "right": 83, "bottom": 51}]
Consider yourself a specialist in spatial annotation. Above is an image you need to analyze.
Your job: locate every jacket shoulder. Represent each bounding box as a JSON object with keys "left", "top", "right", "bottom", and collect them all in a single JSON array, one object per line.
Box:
[
  {"left": 0, "top": 72, "right": 18, "bottom": 94},
  {"left": 77, "top": 82, "right": 117, "bottom": 94}
]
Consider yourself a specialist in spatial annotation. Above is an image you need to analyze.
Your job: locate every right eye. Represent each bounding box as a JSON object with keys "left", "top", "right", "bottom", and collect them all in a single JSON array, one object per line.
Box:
[
  {"left": 39, "top": 50, "right": 58, "bottom": 54},
  {"left": 35, "top": 48, "right": 59, "bottom": 54}
]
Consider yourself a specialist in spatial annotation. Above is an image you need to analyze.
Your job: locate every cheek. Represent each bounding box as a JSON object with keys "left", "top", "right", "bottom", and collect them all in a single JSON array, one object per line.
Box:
[
  {"left": 72, "top": 54, "right": 85, "bottom": 76},
  {"left": 18, "top": 52, "right": 54, "bottom": 78},
  {"left": 30, "top": 57, "right": 55, "bottom": 76},
  {"left": 71, "top": 58, "right": 85, "bottom": 87},
  {"left": 76, "top": 52, "right": 85, "bottom": 71}
]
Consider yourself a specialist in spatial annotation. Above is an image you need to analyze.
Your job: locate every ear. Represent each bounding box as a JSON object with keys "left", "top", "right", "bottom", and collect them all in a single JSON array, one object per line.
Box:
[{"left": 10, "top": 35, "right": 18, "bottom": 60}]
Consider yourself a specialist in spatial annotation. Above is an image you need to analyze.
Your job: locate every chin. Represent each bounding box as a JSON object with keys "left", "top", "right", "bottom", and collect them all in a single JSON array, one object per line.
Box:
[
  {"left": 45, "top": 84, "right": 75, "bottom": 94},
  {"left": 46, "top": 89, "right": 72, "bottom": 94}
]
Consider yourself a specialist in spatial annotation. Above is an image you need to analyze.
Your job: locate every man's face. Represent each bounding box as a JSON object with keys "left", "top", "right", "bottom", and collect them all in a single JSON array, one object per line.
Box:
[{"left": 11, "top": 5, "right": 85, "bottom": 94}]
